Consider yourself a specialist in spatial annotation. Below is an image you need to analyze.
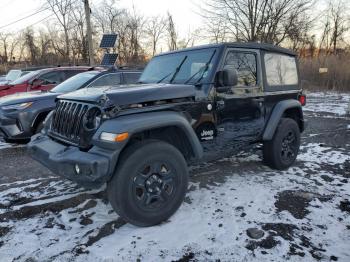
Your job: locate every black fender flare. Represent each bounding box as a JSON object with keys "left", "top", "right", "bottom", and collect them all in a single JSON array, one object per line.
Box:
[
  {"left": 92, "top": 111, "right": 203, "bottom": 160},
  {"left": 263, "top": 100, "right": 302, "bottom": 141}
]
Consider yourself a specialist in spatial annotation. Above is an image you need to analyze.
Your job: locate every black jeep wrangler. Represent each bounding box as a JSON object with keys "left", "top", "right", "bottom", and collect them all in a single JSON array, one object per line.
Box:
[{"left": 29, "top": 43, "right": 306, "bottom": 226}]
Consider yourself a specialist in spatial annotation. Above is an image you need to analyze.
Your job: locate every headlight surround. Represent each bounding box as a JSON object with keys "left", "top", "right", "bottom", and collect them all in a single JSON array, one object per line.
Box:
[
  {"left": 83, "top": 107, "right": 102, "bottom": 131},
  {"left": 1, "top": 102, "right": 33, "bottom": 111}
]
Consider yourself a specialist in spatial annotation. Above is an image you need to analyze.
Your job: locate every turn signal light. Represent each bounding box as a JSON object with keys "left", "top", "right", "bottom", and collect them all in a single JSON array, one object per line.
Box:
[
  {"left": 100, "top": 132, "right": 129, "bottom": 142},
  {"left": 115, "top": 132, "right": 129, "bottom": 142},
  {"left": 298, "top": 95, "right": 306, "bottom": 106}
]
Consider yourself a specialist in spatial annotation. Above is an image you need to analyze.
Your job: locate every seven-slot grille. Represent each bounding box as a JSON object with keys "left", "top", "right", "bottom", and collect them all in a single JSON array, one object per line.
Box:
[{"left": 50, "top": 100, "right": 90, "bottom": 145}]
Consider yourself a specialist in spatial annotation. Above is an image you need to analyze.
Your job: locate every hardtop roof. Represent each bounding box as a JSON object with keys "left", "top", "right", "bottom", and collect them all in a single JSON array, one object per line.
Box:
[{"left": 156, "top": 42, "right": 296, "bottom": 57}]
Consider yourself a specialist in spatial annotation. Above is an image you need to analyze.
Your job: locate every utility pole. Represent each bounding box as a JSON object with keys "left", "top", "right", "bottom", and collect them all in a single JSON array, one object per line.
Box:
[{"left": 84, "top": 0, "right": 94, "bottom": 66}]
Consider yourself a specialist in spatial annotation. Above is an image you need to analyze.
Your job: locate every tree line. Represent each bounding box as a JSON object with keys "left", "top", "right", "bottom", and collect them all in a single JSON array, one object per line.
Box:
[
  {"left": 0, "top": 0, "right": 350, "bottom": 90},
  {"left": 0, "top": 0, "right": 201, "bottom": 67}
]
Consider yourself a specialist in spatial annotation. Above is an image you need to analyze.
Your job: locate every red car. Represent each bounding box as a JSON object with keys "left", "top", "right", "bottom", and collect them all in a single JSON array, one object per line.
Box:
[{"left": 0, "top": 66, "right": 92, "bottom": 97}]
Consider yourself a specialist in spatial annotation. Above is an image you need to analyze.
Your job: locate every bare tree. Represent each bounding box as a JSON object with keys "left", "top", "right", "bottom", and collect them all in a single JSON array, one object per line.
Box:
[
  {"left": 38, "top": 30, "right": 52, "bottom": 64},
  {"left": 145, "top": 16, "right": 166, "bottom": 56},
  {"left": 201, "top": 0, "right": 313, "bottom": 45},
  {"left": 329, "top": 0, "right": 348, "bottom": 54},
  {"left": 0, "top": 33, "right": 10, "bottom": 63},
  {"left": 93, "top": 0, "right": 124, "bottom": 34},
  {"left": 127, "top": 5, "right": 145, "bottom": 63},
  {"left": 318, "top": 0, "right": 349, "bottom": 55},
  {"left": 0, "top": 33, "right": 22, "bottom": 63},
  {"left": 71, "top": 7, "right": 89, "bottom": 64},
  {"left": 24, "top": 28, "right": 39, "bottom": 64},
  {"left": 167, "top": 12, "right": 177, "bottom": 51},
  {"left": 285, "top": 12, "right": 314, "bottom": 52},
  {"left": 177, "top": 28, "right": 201, "bottom": 49},
  {"left": 204, "top": 16, "right": 231, "bottom": 43},
  {"left": 46, "top": 0, "right": 75, "bottom": 60}
]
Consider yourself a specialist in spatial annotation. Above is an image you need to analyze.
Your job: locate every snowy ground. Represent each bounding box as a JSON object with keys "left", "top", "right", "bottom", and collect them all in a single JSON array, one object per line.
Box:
[
  {"left": 0, "top": 140, "right": 17, "bottom": 150},
  {"left": 303, "top": 92, "right": 350, "bottom": 116},
  {"left": 0, "top": 92, "right": 349, "bottom": 262}
]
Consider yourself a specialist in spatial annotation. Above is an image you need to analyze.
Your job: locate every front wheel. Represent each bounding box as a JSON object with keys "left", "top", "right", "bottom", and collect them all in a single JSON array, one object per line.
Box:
[
  {"left": 107, "top": 140, "right": 189, "bottom": 227},
  {"left": 263, "top": 118, "right": 300, "bottom": 170}
]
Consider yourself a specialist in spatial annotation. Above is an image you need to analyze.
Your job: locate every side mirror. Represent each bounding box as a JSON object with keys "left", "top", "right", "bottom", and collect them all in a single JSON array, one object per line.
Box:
[{"left": 214, "top": 68, "right": 238, "bottom": 93}]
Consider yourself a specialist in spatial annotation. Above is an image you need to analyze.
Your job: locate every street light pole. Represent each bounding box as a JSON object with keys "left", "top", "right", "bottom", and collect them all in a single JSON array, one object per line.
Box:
[{"left": 84, "top": 0, "right": 94, "bottom": 66}]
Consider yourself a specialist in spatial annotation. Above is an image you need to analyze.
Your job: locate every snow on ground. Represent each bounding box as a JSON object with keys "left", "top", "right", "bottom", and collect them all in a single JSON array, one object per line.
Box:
[
  {"left": 0, "top": 140, "right": 13, "bottom": 150},
  {"left": 304, "top": 92, "right": 350, "bottom": 116},
  {"left": 0, "top": 92, "right": 349, "bottom": 261},
  {"left": 0, "top": 140, "right": 24, "bottom": 150},
  {"left": 0, "top": 145, "right": 349, "bottom": 262}
]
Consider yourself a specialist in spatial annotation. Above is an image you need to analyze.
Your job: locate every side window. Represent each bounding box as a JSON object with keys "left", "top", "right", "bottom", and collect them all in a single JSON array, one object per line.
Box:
[
  {"left": 224, "top": 51, "right": 257, "bottom": 87},
  {"left": 264, "top": 53, "right": 298, "bottom": 86},
  {"left": 123, "top": 73, "right": 140, "bottom": 84},
  {"left": 89, "top": 73, "right": 121, "bottom": 87},
  {"left": 38, "top": 71, "right": 65, "bottom": 84}
]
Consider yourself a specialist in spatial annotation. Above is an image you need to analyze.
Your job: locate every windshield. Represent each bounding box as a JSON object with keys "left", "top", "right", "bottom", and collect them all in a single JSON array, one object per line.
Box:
[
  {"left": 11, "top": 70, "right": 39, "bottom": 85},
  {"left": 51, "top": 71, "right": 99, "bottom": 93},
  {"left": 6, "top": 70, "right": 22, "bottom": 81},
  {"left": 139, "top": 47, "right": 218, "bottom": 84}
]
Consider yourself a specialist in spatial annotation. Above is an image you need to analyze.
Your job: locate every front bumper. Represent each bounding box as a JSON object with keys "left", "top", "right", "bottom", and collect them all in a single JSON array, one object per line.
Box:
[
  {"left": 28, "top": 134, "right": 121, "bottom": 188},
  {"left": 0, "top": 111, "right": 32, "bottom": 140},
  {"left": 0, "top": 114, "right": 23, "bottom": 139}
]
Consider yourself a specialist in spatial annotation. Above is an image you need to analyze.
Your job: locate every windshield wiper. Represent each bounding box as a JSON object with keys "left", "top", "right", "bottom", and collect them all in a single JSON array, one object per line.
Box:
[
  {"left": 157, "top": 55, "right": 188, "bottom": 84},
  {"left": 184, "top": 49, "right": 217, "bottom": 85}
]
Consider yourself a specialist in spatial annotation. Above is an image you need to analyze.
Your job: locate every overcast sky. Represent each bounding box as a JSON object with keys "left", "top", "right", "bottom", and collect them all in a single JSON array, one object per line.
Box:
[{"left": 0, "top": 0, "right": 203, "bottom": 38}]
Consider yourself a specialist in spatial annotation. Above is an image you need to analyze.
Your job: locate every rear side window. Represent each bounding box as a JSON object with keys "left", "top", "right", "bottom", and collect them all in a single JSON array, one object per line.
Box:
[
  {"left": 123, "top": 73, "right": 140, "bottom": 84},
  {"left": 223, "top": 51, "right": 257, "bottom": 87},
  {"left": 89, "top": 73, "right": 121, "bottom": 87},
  {"left": 264, "top": 53, "right": 298, "bottom": 86}
]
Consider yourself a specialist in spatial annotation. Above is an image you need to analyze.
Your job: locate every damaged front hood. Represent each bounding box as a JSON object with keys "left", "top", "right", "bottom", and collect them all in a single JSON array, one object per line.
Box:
[{"left": 58, "top": 83, "right": 196, "bottom": 107}]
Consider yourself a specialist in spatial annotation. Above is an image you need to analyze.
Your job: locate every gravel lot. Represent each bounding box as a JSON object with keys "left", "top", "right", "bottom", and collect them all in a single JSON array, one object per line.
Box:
[{"left": 0, "top": 92, "right": 349, "bottom": 262}]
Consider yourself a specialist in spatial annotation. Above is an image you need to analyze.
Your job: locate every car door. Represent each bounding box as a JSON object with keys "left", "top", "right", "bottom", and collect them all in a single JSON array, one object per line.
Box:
[{"left": 214, "top": 48, "right": 265, "bottom": 148}]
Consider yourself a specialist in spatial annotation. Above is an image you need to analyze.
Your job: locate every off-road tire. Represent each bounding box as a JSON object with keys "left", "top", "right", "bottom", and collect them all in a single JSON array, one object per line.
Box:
[
  {"left": 263, "top": 118, "right": 300, "bottom": 170},
  {"left": 107, "top": 139, "right": 189, "bottom": 227}
]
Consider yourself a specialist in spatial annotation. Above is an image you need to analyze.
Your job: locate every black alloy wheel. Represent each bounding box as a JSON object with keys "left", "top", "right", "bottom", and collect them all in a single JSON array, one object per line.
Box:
[
  {"left": 107, "top": 139, "right": 188, "bottom": 227},
  {"left": 263, "top": 118, "right": 300, "bottom": 170}
]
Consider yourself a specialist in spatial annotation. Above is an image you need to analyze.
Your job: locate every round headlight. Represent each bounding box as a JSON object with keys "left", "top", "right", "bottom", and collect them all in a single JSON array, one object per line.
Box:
[{"left": 83, "top": 107, "right": 102, "bottom": 131}]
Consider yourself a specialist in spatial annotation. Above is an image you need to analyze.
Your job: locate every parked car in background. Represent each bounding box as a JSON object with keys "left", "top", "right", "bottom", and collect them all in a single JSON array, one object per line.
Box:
[
  {"left": 0, "top": 66, "right": 92, "bottom": 98},
  {"left": 0, "top": 67, "right": 142, "bottom": 142},
  {"left": 0, "top": 67, "right": 54, "bottom": 86},
  {"left": 0, "top": 75, "right": 6, "bottom": 81},
  {"left": 0, "top": 69, "right": 31, "bottom": 86}
]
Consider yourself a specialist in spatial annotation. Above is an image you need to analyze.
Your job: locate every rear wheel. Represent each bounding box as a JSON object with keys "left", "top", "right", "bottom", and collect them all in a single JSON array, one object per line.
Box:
[
  {"left": 107, "top": 140, "right": 188, "bottom": 227},
  {"left": 263, "top": 118, "right": 300, "bottom": 170}
]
